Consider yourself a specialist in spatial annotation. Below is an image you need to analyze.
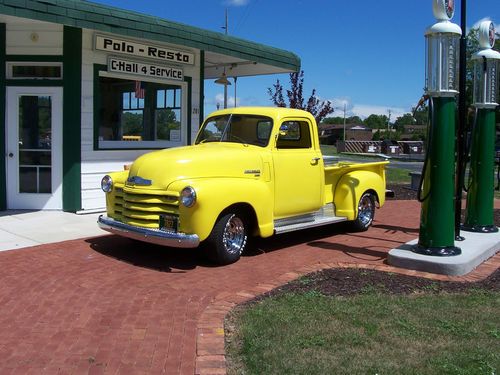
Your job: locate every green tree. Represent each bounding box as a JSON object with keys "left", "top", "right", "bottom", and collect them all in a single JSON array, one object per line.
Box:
[
  {"left": 322, "top": 116, "right": 344, "bottom": 124},
  {"left": 413, "top": 104, "right": 429, "bottom": 126},
  {"left": 364, "top": 114, "right": 388, "bottom": 130},
  {"left": 156, "top": 109, "right": 179, "bottom": 140},
  {"left": 268, "top": 70, "right": 334, "bottom": 124},
  {"left": 322, "top": 115, "right": 363, "bottom": 125},
  {"left": 393, "top": 113, "right": 416, "bottom": 131},
  {"left": 122, "top": 111, "right": 143, "bottom": 135},
  {"left": 347, "top": 116, "right": 363, "bottom": 124}
]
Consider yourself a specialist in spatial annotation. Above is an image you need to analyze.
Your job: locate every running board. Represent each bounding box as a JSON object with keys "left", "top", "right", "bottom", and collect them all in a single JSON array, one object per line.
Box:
[{"left": 274, "top": 204, "right": 347, "bottom": 234}]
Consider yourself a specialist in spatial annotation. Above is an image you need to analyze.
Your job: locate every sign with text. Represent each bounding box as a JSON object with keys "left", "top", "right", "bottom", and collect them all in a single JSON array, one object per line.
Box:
[
  {"left": 96, "top": 35, "right": 195, "bottom": 65},
  {"left": 108, "top": 58, "right": 184, "bottom": 81}
]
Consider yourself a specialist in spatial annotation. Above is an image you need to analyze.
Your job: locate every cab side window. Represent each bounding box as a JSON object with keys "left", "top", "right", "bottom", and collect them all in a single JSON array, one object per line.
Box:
[{"left": 276, "top": 121, "right": 312, "bottom": 149}]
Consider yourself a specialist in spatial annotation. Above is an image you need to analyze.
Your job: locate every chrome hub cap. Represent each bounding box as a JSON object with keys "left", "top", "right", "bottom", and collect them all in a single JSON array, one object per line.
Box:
[
  {"left": 358, "top": 195, "right": 374, "bottom": 226},
  {"left": 222, "top": 215, "right": 246, "bottom": 255}
]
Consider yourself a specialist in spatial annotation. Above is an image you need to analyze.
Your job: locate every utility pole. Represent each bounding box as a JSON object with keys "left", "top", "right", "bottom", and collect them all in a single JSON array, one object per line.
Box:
[
  {"left": 223, "top": 9, "right": 228, "bottom": 108},
  {"left": 342, "top": 102, "right": 346, "bottom": 141},
  {"left": 387, "top": 109, "right": 392, "bottom": 132}
]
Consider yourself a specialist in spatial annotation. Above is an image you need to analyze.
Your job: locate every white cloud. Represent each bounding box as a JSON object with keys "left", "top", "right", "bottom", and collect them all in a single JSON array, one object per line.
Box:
[
  {"left": 213, "top": 93, "right": 241, "bottom": 108},
  {"left": 331, "top": 97, "right": 353, "bottom": 113},
  {"left": 328, "top": 98, "right": 408, "bottom": 121},
  {"left": 350, "top": 104, "right": 408, "bottom": 121}
]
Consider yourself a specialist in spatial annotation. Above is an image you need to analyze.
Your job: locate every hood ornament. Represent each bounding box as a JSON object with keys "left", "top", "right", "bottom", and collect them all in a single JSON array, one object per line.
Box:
[{"left": 126, "top": 176, "right": 153, "bottom": 186}]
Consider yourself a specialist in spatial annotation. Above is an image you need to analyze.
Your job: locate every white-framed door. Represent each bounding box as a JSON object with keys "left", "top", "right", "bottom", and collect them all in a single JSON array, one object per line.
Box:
[{"left": 6, "top": 87, "right": 63, "bottom": 209}]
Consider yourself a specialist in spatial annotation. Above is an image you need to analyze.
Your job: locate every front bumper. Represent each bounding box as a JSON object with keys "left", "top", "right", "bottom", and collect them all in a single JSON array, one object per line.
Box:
[{"left": 97, "top": 215, "right": 200, "bottom": 248}]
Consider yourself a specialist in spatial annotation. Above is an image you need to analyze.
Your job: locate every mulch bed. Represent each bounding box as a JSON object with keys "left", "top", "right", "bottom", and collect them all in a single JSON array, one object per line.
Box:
[
  {"left": 254, "top": 183, "right": 500, "bottom": 300},
  {"left": 259, "top": 268, "right": 499, "bottom": 300}
]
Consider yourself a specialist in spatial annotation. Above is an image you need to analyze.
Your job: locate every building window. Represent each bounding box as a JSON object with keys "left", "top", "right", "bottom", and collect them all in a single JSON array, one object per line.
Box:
[
  {"left": 97, "top": 73, "right": 185, "bottom": 149},
  {"left": 7, "top": 62, "right": 63, "bottom": 79},
  {"left": 155, "top": 88, "right": 182, "bottom": 142}
]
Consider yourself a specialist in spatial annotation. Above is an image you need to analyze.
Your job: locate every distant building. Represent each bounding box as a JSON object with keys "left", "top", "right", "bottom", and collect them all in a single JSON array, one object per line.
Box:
[
  {"left": 401, "top": 125, "right": 427, "bottom": 140},
  {"left": 318, "top": 123, "right": 372, "bottom": 144}
]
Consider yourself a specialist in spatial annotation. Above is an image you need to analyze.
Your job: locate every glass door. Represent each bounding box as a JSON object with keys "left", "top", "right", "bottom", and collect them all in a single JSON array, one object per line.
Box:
[{"left": 6, "top": 87, "right": 63, "bottom": 209}]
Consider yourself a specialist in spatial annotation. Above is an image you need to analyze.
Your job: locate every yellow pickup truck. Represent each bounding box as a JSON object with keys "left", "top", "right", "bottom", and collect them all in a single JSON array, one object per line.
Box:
[{"left": 98, "top": 107, "right": 388, "bottom": 264}]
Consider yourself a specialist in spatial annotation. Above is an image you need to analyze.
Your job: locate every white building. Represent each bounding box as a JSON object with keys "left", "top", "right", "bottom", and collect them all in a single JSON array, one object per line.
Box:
[{"left": 0, "top": 0, "right": 300, "bottom": 212}]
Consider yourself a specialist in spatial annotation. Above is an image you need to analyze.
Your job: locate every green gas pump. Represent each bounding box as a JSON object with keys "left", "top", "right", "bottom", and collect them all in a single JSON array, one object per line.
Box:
[
  {"left": 463, "top": 21, "right": 500, "bottom": 233},
  {"left": 414, "top": 0, "right": 461, "bottom": 256}
]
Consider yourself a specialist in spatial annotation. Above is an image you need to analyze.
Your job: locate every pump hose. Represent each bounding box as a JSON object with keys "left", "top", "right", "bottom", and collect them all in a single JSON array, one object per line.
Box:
[
  {"left": 416, "top": 96, "right": 433, "bottom": 203},
  {"left": 463, "top": 108, "right": 478, "bottom": 193}
]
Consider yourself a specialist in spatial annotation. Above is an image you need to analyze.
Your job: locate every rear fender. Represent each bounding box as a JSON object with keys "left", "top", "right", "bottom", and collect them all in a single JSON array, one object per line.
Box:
[{"left": 333, "top": 170, "right": 386, "bottom": 220}]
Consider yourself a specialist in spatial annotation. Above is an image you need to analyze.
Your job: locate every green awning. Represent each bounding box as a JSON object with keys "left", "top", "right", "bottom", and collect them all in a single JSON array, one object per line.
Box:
[{"left": 0, "top": 0, "right": 300, "bottom": 74}]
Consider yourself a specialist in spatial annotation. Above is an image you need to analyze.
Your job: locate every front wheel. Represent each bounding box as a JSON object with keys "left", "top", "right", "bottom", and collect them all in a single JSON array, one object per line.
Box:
[
  {"left": 206, "top": 212, "right": 248, "bottom": 265},
  {"left": 349, "top": 192, "right": 375, "bottom": 231}
]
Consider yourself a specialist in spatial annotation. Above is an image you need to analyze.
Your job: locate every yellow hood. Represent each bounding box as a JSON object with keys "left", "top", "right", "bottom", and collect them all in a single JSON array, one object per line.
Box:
[{"left": 127, "top": 143, "right": 265, "bottom": 190}]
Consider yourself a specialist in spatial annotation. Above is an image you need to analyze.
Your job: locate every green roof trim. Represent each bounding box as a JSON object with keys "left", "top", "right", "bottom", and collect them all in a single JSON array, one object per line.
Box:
[{"left": 0, "top": 0, "right": 300, "bottom": 72}]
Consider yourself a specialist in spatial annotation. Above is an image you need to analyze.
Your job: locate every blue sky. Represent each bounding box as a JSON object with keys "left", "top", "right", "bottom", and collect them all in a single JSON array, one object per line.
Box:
[{"left": 92, "top": 0, "right": 499, "bottom": 121}]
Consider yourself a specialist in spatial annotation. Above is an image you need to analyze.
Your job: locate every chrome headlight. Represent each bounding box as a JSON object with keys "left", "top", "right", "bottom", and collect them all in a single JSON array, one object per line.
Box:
[
  {"left": 181, "top": 186, "right": 197, "bottom": 207},
  {"left": 101, "top": 175, "right": 113, "bottom": 193}
]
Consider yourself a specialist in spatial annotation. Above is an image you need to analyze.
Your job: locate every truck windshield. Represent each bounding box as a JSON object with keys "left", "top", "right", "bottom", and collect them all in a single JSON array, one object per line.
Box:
[{"left": 195, "top": 114, "right": 273, "bottom": 147}]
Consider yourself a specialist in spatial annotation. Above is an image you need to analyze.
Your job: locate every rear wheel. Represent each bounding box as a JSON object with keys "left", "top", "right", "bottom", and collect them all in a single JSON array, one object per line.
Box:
[
  {"left": 206, "top": 212, "right": 248, "bottom": 265},
  {"left": 349, "top": 192, "right": 375, "bottom": 231}
]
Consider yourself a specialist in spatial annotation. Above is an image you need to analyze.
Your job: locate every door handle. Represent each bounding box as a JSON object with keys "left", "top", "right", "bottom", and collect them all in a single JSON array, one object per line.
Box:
[
  {"left": 8, "top": 153, "right": 13, "bottom": 158},
  {"left": 311, "top": 157, "right": 321, "bottom": 164}
]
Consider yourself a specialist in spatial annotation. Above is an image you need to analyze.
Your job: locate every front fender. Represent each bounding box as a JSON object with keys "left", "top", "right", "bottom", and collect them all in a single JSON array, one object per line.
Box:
[
  {"left": 169, "top": 178, "right": 274, "bottom": 242},
  {"left": 333, "top": 170, "right": 386, "bottom": 220},
  {"left": 104, "top": 170, "right": 129, "bottom": 217}
]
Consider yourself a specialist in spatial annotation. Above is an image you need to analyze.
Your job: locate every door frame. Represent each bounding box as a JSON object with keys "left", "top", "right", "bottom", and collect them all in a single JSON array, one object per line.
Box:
[{"left": 6, "top": 86, "right": 63, "bottom": 209}]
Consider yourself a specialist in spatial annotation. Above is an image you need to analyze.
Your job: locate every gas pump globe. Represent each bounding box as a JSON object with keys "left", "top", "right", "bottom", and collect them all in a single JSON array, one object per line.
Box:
[
  {"left": 425, "top": 0, "right": 461, "bottom": 96},
  {"left": 472, "top": 21, "right": 500, "bottom": 108}
]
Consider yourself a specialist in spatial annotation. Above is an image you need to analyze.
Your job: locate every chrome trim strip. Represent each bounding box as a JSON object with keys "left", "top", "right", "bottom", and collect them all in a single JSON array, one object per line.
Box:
[
  {"left": 273, "top": 203, "right": 347, "bottom": 234},
  {"left": 97, "top": 215, "right": 200, "bottom": 248}
]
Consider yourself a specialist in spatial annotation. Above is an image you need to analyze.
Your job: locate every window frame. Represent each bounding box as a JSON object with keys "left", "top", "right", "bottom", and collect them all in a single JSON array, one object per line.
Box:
[
  {"left": 7, "top": 62, "right": 63, "bottom": 80},
  {"left": 275, "top": 119, "right": 313, "bottom": 149},
  {"left": 95, "top": 69, "right": 189, "bottom": 150}
]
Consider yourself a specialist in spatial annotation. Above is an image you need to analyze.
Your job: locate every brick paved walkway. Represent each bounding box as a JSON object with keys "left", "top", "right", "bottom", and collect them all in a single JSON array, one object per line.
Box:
[{"left": 0, "top": 200, "right": 498, "bottom": 374}]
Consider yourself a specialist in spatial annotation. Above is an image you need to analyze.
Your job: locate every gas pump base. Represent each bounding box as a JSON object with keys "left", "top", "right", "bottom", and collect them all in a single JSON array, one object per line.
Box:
[
  {"left": 412, "top": 244, "right": 461, "bottom": 257},
  {"left": 388, "top": 231, "right": 500, "bottom": 276},
  {"left": 461, "top": 224, "right": 499, "bottom": 234}
]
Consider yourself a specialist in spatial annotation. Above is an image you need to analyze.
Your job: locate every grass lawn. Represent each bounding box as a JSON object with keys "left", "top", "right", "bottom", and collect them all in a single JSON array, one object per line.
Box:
[
  {"left": 226, "top": 287, "right": 500, "bottom": 375},
  {"left": 386, "top": 167, "right": 412, "bottom": 185}
]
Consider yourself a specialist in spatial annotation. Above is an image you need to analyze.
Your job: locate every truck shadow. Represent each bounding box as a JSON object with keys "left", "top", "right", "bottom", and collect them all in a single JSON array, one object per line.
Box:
[
  {"left": 247, "top": 222, "right": 412, "bottom": 261},
  {"left": 87, "top": 221, "right": 411, "bottom": 271},
  {"left": 87, "top": 235, "right": 209, "bottom": 272},
  {"left": 306, "top": 241, "right": 387, "bottom": 261},
  {"left": 248, "top": 222, "right": 348, "bottom": 256},
  {"left": 371, "top": 223, "right": 419, "bottom": 235}
]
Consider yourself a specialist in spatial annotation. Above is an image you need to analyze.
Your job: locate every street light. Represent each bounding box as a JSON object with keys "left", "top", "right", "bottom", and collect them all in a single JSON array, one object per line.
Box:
[
  {"left": 334, "top": 101, "right": 347, "bottom": 141},
  {"left": 214, "top": 70, "right": 231, "bottom": 109},
  {"left": 214, "top": 9, "right": 231, "bottom": 109}
]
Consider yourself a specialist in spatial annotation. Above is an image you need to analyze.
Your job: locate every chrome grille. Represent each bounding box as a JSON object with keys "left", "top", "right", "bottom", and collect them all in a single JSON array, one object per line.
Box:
[{"left": 112, "top": 187, "right": 179, "bottom": 228}]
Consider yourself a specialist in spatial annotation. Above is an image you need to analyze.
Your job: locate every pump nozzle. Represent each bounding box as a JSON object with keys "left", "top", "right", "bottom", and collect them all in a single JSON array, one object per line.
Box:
[{"left": 412, "top": 94, "right": 430, "bottom": 119}]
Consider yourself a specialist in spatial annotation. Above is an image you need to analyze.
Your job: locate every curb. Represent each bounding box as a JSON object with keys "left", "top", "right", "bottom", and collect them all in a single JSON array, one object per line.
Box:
[{"left": 195, "top": 254, "right": 499, "bottom": 374}]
